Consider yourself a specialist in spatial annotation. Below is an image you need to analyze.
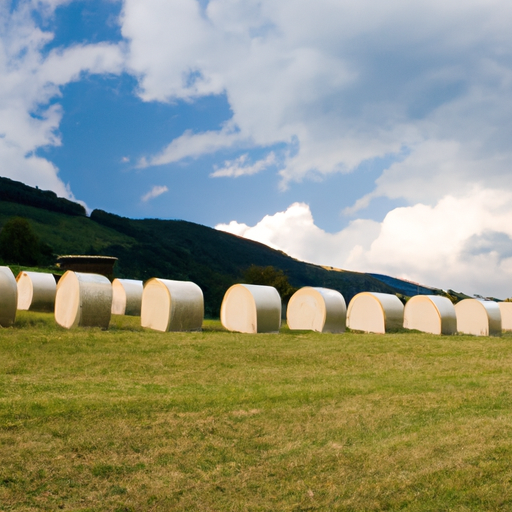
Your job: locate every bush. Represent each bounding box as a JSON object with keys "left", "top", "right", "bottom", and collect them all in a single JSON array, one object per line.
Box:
[
  {"left": 243, "top": 265, "right": 298, "bottom": 302},
  {"left": 0, "top": 217, "right": 54, "bottom": 266}
]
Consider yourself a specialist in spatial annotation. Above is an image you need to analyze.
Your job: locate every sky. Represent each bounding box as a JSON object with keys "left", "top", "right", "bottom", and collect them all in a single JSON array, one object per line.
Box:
[{"left": 2, "top": 0, "right": 512, "bottom": 298}]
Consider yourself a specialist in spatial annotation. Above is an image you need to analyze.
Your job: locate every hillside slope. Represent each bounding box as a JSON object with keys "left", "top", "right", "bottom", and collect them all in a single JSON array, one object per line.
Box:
[{"left": 0, "top": 176, "right": 419, "bottom": 315}]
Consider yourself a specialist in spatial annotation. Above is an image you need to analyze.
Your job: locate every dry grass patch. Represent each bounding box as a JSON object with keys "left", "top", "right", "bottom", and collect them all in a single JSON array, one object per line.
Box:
[{"left": 1, "top": 313, "right": 512, "bottom": 510}]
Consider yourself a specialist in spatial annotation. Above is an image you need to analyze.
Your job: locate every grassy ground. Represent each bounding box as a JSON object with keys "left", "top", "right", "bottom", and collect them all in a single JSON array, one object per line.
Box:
[{"left": 2, "top": 313, "right": 512, "bottom": 511}]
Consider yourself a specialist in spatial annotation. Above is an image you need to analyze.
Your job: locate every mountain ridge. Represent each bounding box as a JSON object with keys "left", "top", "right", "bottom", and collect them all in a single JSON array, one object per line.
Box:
[{"left": 0, "top": 176, "right": 465, "bottom": 315}]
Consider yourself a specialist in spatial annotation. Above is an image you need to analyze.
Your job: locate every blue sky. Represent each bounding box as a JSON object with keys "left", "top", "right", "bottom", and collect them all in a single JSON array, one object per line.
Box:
[{"left": 2, "top": 0, "right": 512, "bottom": 297}]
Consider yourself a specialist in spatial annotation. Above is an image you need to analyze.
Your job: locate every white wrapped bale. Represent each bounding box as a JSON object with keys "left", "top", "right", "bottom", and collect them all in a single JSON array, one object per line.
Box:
[
  {"left": 111, "top": 278, "right": 143, "bottom": 316},
  {"left": 455, "top": 299, "right": 501, "bottom": 336},
  {"left": 287, "top": 286, "right": 346, "bottom": 333},
  {"left": 221, "top": 284, "right": 281, "bottom": 333},
  {"left": 403, "top": 295, "right": 457, "bottom": 335},
  {"left": 54, "top": 271, "right": 112, "bottom": 329},
  {"left": 0, "top": 266, "right": 17, "bottom": 327},
  {"left": 347, "top": 292, "right": 404, "bottom": 334},
  {"left": 498, "top": 303, "right": 512, "bottom": 331},
  {"left": 141, "top": 278, "right": 204, "bottom": 332},
  {"left": 16, "top": 271, "right": 56, "bottom": 312}
]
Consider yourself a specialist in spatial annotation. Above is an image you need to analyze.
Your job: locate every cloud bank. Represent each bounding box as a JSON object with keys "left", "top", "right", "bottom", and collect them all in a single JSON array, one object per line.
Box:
[
  {"left": 123, "top": 0, "right": 512, "bottom": 196},
  {"left": 217, "top": 192, "right": 512, "bottom": 299}
]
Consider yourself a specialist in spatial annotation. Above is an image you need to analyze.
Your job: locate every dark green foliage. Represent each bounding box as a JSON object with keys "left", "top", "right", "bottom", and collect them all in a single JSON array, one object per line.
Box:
[
  {"left": 243, "top": 265, "right": 297, "bottom": 302},
  {"left": 0, "top": 176, "right": 86, "bottom": 216},
  {"left": 0, "top": 217, "right": 43, "bottom": 265},
  {"left": 0, "top": 184, "right": 412, "bottom": 317},
  {"left": 443, "top": 289, "right": 473, "bottom": 304},
  {"left": 89, "top": 209, "right": 400, "bottom": 315}
]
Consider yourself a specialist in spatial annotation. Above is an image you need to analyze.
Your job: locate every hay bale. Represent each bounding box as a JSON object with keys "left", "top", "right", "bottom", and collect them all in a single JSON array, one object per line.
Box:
[
  {"left": 141, "top": 278, "right": 204, "bottom": 332},
  {"left": 287, "top": 286, "right": 346, "bottom": 333},
  {"left": 221, "top": 284, "right": 281, "bottom": 333},
  {"left": 403, "top": 295, "right": 456, "bottom": 335},
  {"left": 54, "top": 271, "right": 112, "bottom": 329},
  {"left": 455, "top": 299, "right": 501, "bottom": 336},
  {"left": 347, "top": 292, "right": 404, "bottom": 334},
  {"left": 0, "top": 266, "right": 17, "bottom": 327},
  {"left": 16, "top": 271, "right": 56, "bottom": 312},
  {"left": 111, "top": 278, "right": 143, "bottom": 316},
  {"left": 498, "top": 302, "right": 512, "bottom": 331}
]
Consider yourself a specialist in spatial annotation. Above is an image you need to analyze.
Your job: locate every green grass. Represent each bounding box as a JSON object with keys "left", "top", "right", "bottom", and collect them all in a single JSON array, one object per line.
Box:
[
  {"left": 0, "top": 202, "right": 136, "bottom": 255},
  {"left": 2, "top": 313, "right": 512, "bottom": 510}
]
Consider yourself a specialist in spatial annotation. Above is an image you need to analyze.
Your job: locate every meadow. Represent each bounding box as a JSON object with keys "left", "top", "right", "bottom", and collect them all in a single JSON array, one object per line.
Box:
[{"left": 2, "top": 313, "right": 512, "bottom": 511}]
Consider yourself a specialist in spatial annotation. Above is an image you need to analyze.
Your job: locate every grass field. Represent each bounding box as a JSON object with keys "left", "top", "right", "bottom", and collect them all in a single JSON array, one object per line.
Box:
[{"left": 2, "top": 313, "right": 512, "bottom": 511}]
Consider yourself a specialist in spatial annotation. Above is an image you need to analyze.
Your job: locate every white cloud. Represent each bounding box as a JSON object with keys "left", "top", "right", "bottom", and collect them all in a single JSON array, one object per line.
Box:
[
  {"left": 141, "top": 185, "right": 169, "bottom": 202},
  {"left": 217, "top": 192, "right": 512, "bottom": 299},
  {"left": 216, "top": 202, "right": 380, "bottom": 274},
  {"left": 0, "top": 1, "right": 124, "bottom": 200},
  {"left": 210, "top": 152, "right": 276, "bottom": 178},
  {"left": 137, "top": 122, "right": 244, "bottom": 168},
  {"left": 122, "top": 0, "right": 512, "bottom": 197}
]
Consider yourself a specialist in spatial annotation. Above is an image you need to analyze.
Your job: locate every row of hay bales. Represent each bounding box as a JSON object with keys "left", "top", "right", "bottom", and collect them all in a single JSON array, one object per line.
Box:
[
  {"left": 1, "top": 266, "right": 511, "bottom": 336},
  {"left": 283, "top": 288, "right": 508, "bottom": 336}
]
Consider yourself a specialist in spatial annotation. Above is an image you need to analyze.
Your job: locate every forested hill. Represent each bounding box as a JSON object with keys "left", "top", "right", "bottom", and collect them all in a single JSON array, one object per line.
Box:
[
  {"left": 0, "top": 176, "right": 86, "bottom": 216},
  {"left": 88, "top": 209, "right": 400, "bottom": 314},
  {"left": 0, "top": 176, "right": 434, "bottom": 316}
]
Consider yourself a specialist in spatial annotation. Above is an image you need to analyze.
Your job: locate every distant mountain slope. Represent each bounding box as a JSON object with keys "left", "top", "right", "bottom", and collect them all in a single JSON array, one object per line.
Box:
[
  {"left": 89, "top": 209, "right": 400, "bottom": 315},
  {"left": 368, "top": 273, "right": 436, "bottom": 297},
  {"left": 0, "top": 176, "right": 443, "bottom": 315}
]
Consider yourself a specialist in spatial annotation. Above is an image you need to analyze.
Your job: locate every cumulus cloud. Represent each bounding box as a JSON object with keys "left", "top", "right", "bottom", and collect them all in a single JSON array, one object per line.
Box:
[
  {"left": 0, "top": 1, "right": 124, "bottom": 199},
  {"left": 217, "top": 192, "right": 512, "bottom": 299},
  {"left": 122, "top": 0, "right": 512, "bottom": 193},
  {"left": 216, "top": 202, "right": 381, "bottom": 274},
  {"left": 141, "top": 185, "right": 169, "bottom": 202}
]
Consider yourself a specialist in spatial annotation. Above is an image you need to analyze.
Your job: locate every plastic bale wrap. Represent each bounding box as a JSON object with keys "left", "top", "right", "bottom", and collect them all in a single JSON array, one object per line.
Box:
[
  {"left": 221, "top": 284, "right": 281, "bottom": 333},
  {"left": 111, "top": 278, "right": 143, "bottom": 316},
  {"left": 54, "top": 271, "right": 112, "bottom": 329},
  {"left": 287, "top": 286, "right": 346, "bottom": 333},
  {"left": 347, "top": 292, "right": 404, "bottom": 334},
  {"left": 403, "top": 295, "right": 457, "bottom": 335},
  {"left": 0, "top": 266, "right": 17, "bottom": 327},
  {"left": 455, "top": 299, "right": 501, "bottom": 336},
  {"left": 498, "top": 302, "right": 512, "bottom": 331},
  {"left": 16, "top": 271, "right": 56, "bottom": 312},
  {"left": 141, "top": 278, "right": 204, "bottom": 332}
]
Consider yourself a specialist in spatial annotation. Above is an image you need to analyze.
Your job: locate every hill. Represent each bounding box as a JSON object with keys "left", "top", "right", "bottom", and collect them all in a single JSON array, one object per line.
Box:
[{"left": 0, "top": 176, "right": 444, "bottom": 315}]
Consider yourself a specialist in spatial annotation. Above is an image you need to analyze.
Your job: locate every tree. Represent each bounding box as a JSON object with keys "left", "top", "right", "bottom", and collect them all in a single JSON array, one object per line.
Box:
[
  {"left": 0, "top": 217, "right": 42, "bottom": 265},
  {"left": 243, "top": 265, "right": 297, "bottom": 302}
]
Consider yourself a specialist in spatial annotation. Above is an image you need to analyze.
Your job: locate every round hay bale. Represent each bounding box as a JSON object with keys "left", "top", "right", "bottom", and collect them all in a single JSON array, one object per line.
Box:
[
  {"left": 54, "top": 271, "right": 112, "bottom": 329},
  {"left": 287, "top": 287, "right": 346, "bottom": 333},
  {"left": 455, "top": 299, "right": 501, "bottom": 336},
  {"left": 111, "top": 278, "right": 143, "bottom": 316},
  {"left": 403, "top": 295, "right": 456, "bottom": 335},
  {"left": 141, "top": 278, "right": 204, "bottom": 332},
  {"left": 498, "top": 302, "right": 512, "bottom": 331},
  {"left": 16, "top": 271, "right": 56, "bottom": 312},
  {"left": 221, "top": 284, "right": 281, "bottom": 333},
  {"left": 347, "top": 292, "right": 404, "bottom": 334},
  {"left": 0, "top": 266, "right": 17, "bottom": 327}
]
